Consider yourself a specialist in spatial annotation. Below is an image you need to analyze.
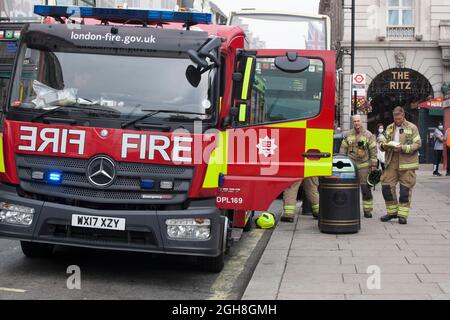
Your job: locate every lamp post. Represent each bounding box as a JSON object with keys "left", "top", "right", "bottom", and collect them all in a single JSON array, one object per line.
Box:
[
  {"left": 343, "top": 0, "right": 356, "bottom": 126},
  {"left": 351, "top": 0, "right": 356, "bottom": 117}
]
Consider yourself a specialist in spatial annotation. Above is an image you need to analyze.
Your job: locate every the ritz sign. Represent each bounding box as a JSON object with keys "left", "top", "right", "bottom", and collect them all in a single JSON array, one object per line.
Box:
[{"left": 390, "top": 71, "right": 412, "bottom": 90}]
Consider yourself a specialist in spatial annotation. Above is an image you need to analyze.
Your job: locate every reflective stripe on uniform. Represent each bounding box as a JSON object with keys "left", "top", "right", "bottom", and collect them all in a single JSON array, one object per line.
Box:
[
  {"left": 386, "top": 204, "right": 398, "bottom": 215},
  {"left": 357, "top": 162, "right": 369, "bottom": 169},
  {"left": 397, "top": 206, "right": 410, "bottom": 218},
  {"left": 283, "top": 205, "right": 296, "bottom": 215},
  {"left": 399, "top": 162, "right": 419, "bottom": 170},
  {"left": 312, "top": 204, "right": 319, "bottom": 215},
  {"left": 202, "top": 131, "right": 228, "bottom": 188},
  {"left": 363, "top": 200, "right": 373, "bottom": 210},
  {"left": 413, "top": 135, "right": 421, "bottom": 143},
  {"left": 369, "top": 142, "right": 377, "bottom": 149},
  {"left": 0, "top": 133, "right": 4, "bottom": 173}
]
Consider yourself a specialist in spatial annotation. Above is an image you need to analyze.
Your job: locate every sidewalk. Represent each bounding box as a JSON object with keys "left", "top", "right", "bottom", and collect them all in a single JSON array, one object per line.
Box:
[{"left": 243, "top": 165, "right": 450, "bottom": 300}]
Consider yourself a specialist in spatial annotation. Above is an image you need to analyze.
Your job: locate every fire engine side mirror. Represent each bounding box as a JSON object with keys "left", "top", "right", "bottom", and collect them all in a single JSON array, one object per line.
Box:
[
  {"left": 187, "top": 49, "right": 209, "bottom": 69},
  {"left": 274, "top": 52, "right": 310, "bottom": 73},
  {"left": 186, "top": 65, "right": 202, "bottom": 88}
]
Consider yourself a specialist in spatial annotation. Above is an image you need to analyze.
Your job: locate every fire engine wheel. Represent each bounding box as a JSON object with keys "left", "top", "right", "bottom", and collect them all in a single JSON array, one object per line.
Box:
[
  {"left": 20, "top": 241, "right": 55, "bottom": 258},
  {"left": 198, "top": 252, "right": 225, "bottom": 273}
]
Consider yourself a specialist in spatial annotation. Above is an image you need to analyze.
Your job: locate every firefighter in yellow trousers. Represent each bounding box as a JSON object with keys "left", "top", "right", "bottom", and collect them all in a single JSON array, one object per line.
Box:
[
  {"left": 280, "top": 177, "right": 319, "bottom": 223},
  {"left": 378, "top": 106, "right": 421, "bottom": 225},
  {"left": 340, "top": 115, "right": 378, "bottom": 218}
]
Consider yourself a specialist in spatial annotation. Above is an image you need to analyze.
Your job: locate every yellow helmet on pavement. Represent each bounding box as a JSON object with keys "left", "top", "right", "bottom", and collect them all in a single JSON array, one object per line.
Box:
[{"left": 256, "top": 212, "right": 275, "bottom": 229}]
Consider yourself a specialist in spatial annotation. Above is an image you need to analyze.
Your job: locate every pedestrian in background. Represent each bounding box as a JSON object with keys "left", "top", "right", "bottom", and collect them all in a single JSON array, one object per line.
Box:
[
  {"left": 376, "top": 123, "right": 386, "bottom": 171},
  {"left": 340, "top": 115, "right": 378, "bottom": 218},
  {"left": 379, "top": 106, "right": 421, "bottom": 225},
  {"left": 432, "top": 123, "right": 445, "bottom": 176}
]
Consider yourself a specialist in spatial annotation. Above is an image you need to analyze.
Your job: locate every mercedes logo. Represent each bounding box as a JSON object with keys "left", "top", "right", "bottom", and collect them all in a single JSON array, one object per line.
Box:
[{"left": 86, "top": 156, "right": 116, "bottom": 188}]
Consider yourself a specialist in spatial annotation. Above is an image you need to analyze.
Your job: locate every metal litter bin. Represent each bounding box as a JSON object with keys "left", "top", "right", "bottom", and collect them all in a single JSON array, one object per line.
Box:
[{"left": 319, "top": 155, "right": 360, "bottom": 234}]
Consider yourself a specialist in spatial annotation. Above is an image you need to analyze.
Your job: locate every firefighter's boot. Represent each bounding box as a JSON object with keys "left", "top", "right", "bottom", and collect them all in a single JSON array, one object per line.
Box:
[
  {"left": 281, "top": 181, "right": 301, "bottom": 223},
  {"left": 380, "top": 214, "right": 398, "bottom": 222}
]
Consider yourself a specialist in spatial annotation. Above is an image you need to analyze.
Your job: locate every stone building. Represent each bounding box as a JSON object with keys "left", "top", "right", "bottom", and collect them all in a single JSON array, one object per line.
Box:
[{"left": 320, "top": 0, "right": 450, "bottom": 163}]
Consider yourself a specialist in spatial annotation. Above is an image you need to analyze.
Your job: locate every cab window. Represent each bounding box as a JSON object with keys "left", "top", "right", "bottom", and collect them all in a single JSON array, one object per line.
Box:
[{"left": 247, "top": 57, "right": 324, "bottom": 125}]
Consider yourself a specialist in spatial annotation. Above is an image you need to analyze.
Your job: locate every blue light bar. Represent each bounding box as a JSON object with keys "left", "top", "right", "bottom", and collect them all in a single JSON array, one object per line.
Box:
[
  {"left": 140, "top": 179, "right": 155, "bottom": 190},
  {"left": 47, "top": 171, "right": 63, "bottom": 183},
  {"left": 34, "top": 5, "right": 212, "bottom": 24}
]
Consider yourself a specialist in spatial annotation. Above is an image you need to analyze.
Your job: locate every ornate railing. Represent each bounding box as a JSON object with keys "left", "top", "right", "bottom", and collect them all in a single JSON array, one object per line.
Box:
[{"left": 387, "top": 26, "right": 415, "bottom": 39}]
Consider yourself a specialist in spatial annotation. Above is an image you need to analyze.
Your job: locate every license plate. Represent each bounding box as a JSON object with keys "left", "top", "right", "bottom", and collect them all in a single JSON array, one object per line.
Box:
[{"left": 71, "top": 214, "right": 126, "bottom": 231}]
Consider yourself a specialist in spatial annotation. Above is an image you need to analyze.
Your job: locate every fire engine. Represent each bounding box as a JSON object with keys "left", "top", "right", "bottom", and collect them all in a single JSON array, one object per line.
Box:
[{"left": 0, "top": 5, "right": 335, "bottom": 272}]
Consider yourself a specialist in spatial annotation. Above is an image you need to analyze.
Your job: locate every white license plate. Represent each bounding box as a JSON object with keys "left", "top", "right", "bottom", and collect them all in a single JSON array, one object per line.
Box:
[{"left": 71, "top": 214, "right": 126, "bottom": 231}]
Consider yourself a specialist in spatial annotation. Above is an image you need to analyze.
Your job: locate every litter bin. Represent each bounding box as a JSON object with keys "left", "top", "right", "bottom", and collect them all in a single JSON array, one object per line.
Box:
[{"left": 319, "top": 155, "right": 360, "bottom": 234}]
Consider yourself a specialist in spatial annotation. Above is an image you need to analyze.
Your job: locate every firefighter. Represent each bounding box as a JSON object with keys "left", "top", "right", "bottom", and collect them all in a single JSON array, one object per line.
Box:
[
  {"left": 302, "top": 176, "right": 320, "bottom": 219},
  {"left": 280, "top": 177, "right": 320, "bottom": 222},
  {"left": 280, "top": 180, "right": 301, "bottom": 223},
  {"left": 378, "top": 106, "right": 421, "bottom": 225},
  {"left": 339, "top": 114, "right": 378, "bottom": 218}
]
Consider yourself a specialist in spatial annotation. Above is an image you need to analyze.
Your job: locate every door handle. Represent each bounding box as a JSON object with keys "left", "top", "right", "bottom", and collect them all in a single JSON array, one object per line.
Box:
[{"left": 303, "top": 152, "right": 331, "bottom": 159}]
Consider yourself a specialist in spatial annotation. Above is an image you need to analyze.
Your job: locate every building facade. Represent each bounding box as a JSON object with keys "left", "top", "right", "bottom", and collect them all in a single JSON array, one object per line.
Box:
[{"left": 321, "top": 0, "right": 450, "bottom": 163}]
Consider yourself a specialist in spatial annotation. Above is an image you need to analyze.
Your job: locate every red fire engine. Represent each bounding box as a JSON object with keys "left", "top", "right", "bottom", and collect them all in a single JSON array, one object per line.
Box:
[{"left": 0, "top": 5, "right": 335, "bottom": 272}]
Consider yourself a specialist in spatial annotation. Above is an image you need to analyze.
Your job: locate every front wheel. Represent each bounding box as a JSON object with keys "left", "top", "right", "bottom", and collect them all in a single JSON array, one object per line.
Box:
[
  {"left": 198, "top": 252, "right": 225, "bottom": 273},
  {"left": 20, "top": 241, "right": 55, "bottom": 258}
]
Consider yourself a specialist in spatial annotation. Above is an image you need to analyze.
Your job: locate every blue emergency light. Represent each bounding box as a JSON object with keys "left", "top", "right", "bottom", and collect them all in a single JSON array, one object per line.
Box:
[
  {"left": 34, "top": 5, "right": 212, "bottom": 24},
  {"left": 47, "top": 171, "right": 63, "bottom": 184}
]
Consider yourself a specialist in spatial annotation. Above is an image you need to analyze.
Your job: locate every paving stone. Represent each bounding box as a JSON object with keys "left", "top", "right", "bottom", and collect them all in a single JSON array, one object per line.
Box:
[
  {"left": 354, "top": 264, "right": 428, "bottom": 274},
  {"left": 279, "top": 282, "right": 361, "bottom": 295},
  {"left": 417, "top": 274, "right": 450, "bottom": 283},
  {"left": 289, "top": 249, "right": 352, "bottom": 257},
  {"left": 343, "top": 273, "right": 419, "bottom": 284},
  {"left": 424, "top": 265, "right": 450, "bottom": 273},
  {"left": 412, "top": 249, "right": 450, "bottom": 257},
  {"left": 281, "top": 270, "right": 343, "bottom": 284},
  {"left": 341, "top": 256, "right": 409, "bottom": 265},
  {"left": 280, "top": 264, "right": 356, "bottom": 274},
  {"left": 277, "top": 293, "right": 345, "bottom": 300},
  {"left": 438, "top": 283, "right": 450, "bottom": 294},
  {"left": 390, "top": 234, "right": 447, "bottom": 240},
  {"left": 429, "top": 294, "right": 450, "bottom": 300},
  {"left": 265, "top": 231, "right": 293, "bottom": 250},
  {"left": 290, "top": 241, "right": 341, "bottom": 250},
  {"left": 287, "top": 256, "right": 341, "bottom": 265},
  {"left": 346, "top": 294, "right": 431, "bottom": 300},
  {"left": 407, "top": 257, "right": 450, "bottom": 265},
  {"left": 351, "top": 250, "right": 415, "bottom": 257},
  {"left": 394, "top": 227, "right": 444, "bottom": 234},
  {"left": 338, "top": 243, "right": 401, "bottom": 250},
  {"left": 360, "top": 283, "right": 442, "bottom": 295}
]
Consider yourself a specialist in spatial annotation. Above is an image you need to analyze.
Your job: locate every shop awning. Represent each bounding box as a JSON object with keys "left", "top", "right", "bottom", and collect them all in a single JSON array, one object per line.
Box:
[{"left": 418, "top": 97, "right": 444, "bottom": 109}]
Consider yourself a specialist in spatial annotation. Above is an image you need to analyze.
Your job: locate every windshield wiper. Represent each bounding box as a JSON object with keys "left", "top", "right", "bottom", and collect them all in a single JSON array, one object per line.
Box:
[
  {"left": 31, "top": 104, "right": 120, "bottom": 123},
  {"left": 121, "top": 109, "right": 207, "bottom": 129}
]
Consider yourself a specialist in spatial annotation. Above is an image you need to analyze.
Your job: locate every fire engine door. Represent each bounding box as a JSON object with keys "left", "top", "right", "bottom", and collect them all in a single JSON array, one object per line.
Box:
[{"left": 216, "top": 49, "right": 336, "bottom": 211}]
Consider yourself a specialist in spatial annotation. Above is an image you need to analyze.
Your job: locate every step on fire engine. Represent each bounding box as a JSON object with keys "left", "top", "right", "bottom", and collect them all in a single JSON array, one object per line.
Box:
[{"left": 0, "top": 5, "right": 335, "bottom": 272}]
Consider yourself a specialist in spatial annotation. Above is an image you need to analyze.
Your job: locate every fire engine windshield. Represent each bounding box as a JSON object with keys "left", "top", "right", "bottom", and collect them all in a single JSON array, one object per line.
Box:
[{"left": 10, "top": 46, "right": 217, "bottom": 120}]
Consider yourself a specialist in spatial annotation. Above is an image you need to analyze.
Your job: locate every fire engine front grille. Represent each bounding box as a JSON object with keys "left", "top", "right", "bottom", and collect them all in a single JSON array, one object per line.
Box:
[
  {"left": 16, "top": 154, "right": 194, "bottom": 205},
  {"left": 50, "top": 224, "right": 158, "bottom": 246}
]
